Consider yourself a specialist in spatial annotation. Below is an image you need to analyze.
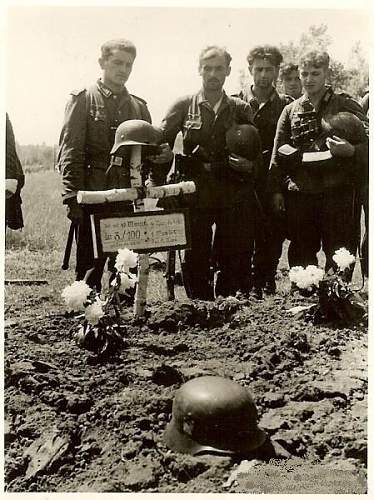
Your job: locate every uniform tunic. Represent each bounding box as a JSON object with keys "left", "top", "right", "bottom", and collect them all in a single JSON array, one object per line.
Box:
[
  {"left": 57, "top": 79, "right": 152, "bottom": 290},
  {"left": 161, "top": 90, "right": 262, "bottom": 299},
  {"left": 237, "top": 86, "right": 293, "bottom": 290},
  {"left": 6, "top": 113, "right": 24, "bottom": 230},
  {"left": 269, "top": 86, "right": 368, "bottom": 269}
]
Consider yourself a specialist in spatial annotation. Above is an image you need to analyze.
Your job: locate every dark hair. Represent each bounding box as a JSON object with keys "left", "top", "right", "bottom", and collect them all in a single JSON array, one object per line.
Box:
[
  {"left": 100, "top": 39, "right": 137, "bottom": 61},
  {"left": 247, "top": 45, "right": 283, "bottom": 68},
  {"left": 199, "top": 45, "right": 232, "bottom": 67},
  {"left": 279, "top": 63, "right": 299, "bottom": 80},
  {"left": 299, "top": 50, "right": 329, "bottom": 69}
]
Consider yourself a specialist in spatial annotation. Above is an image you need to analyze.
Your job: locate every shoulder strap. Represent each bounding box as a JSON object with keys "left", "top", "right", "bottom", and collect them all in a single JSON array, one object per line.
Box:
[{"left": 130, "top": 95, "right": 142, "bottom": 119}]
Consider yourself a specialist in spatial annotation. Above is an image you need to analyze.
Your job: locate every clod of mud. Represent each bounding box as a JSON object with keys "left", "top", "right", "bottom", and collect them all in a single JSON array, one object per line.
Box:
[
  {"left": 23, "top": 431, "right": 73, "bottom": 479},
  {"left": 146, "top": 296, "right": 245, "bottom": 333},
  {"left": 151, "top": 364, "right": 184, "bottom": 386}
]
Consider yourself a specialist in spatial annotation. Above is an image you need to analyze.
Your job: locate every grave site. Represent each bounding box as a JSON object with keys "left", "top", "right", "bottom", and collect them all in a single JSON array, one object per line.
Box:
[{"left": 4, "top": 123, "right": 368, "bottom": 494}]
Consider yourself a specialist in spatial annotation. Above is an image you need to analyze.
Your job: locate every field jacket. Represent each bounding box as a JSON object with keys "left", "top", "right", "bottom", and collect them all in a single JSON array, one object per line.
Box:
[
  {"left": 6, "top": 113, "right": 24, "bottom": 229},
  {"left": 268, "top": 87, "right": 369, "bottom": 194},
  {"left": 57, "top": 80, "right": 151, "bottom": 202},
  {"left": 160, "top": 89, "right": 264, "bottom": 208}
]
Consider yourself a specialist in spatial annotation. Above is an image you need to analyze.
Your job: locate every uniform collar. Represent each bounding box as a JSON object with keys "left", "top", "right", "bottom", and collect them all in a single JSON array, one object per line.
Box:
[
  {"left": 96, "top": 79, "right": 130, "bottom": 99},
  {"left": 300, "top": 85, "right": 334, "bottom": 109},
  {"left": 245, "top": 85, "right": 278, "bottom": 105},
  {"left": 197, "top": 88, "right": 228, "bottom": 107}
]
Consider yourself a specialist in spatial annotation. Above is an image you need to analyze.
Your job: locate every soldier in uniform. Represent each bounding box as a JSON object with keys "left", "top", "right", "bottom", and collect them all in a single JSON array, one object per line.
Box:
[
  {"left": 57, "top": 39, "right": 172, "bottom": 291},
  {"left": 236, "top": 45, "right": 293, "bottom": 297},
  {"left": 160, "top": 46, "right": 263, "bottom": 300},
  {"left": 269, "top": 50, "right": 368, "bottom": 270},
  {"left": 279, "top": 63, "right": 303, "bottom": 100},
  {"left": 6, "top": 113, "right": 25, "bottom": 230},
  {"left": 360, "top": 90, "right": 369, "bottom": 278}
]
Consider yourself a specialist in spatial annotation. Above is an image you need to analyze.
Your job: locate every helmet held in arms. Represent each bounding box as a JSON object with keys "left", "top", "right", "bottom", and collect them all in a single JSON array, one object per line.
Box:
[
  {"left": 225, "top": 123, "right": 261, "bottom": 160},
  {"left": 110, "top": 119, "right": 163, "bottom": 154},
  {"left": 164, "top": 376, "right": 267, "bottom": 456},
  {"left": 321, "top": 112, "right": 367, "bottom": 145}
]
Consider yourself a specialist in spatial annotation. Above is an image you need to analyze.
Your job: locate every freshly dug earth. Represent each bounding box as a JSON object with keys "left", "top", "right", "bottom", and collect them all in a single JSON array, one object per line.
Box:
[{"left": 4, "top": 278, "right": 367, "bottom": 493}]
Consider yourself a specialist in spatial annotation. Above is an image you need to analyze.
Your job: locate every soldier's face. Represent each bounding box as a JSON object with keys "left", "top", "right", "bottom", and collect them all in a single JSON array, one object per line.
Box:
[
  {"left": 300, "top": 64, "right": 328, "bottom": 97},
  {"left": 199, "top": 54, "right": 231, "bottom": 92},
  {"left": 250, "top": 58, "right": 278, "bottom": 90},
  {"left": 282, "top": 70, "right": 302, "bottom": 99},
  {"left": 99, "top": 49, "right": 135, "bottom": 89}
]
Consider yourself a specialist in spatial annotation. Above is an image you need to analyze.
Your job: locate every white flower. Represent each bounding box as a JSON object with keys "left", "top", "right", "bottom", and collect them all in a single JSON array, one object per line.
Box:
[
  {"left": 289, "top": 265, "right": 324, "bottom": 290},
  {"left": 289, "top": 266, "right": 304, "bottom": 284},
  {"left": 85, "top": 297, "right": 105, "bottom": 326},
  {"left": 61, "top": 280, "right": 92, "bottom": 312},
  {"left": 332, "top": 247, "right": 356, "bottom": 271},
  {"left": 115, "top": 248, "right": 138, "bottom": 272},
  {"left": 112, "top": 272, "right": 137, "bottom": 293},
  {"left": 305, "top": 265, "right": 324, "bottom": 286}
]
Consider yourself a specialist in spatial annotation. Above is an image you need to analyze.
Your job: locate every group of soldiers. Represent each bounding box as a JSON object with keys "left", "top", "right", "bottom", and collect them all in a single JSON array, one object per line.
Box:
[{"left": 57, "top": 39, "right": 369, "bottom": 301}]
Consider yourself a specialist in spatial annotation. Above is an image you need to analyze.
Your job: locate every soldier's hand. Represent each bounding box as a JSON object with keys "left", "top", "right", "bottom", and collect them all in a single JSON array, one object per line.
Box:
[
  {"left": 272, "top": 193, "right": 285, "bottom": 213},
  {"left": 326, "top": 135, "right": 355, "bottom": 158},
  {"left": 287, "top": 179, "right": 300, "bottom": 192},
  {"left": 149, "top": 143, "right": 174, "bottom": 164},
  {"left": 5, "top": 179, "right": 18, "bottom": 198},
  {"left": 228, "top": 153, "right": 254, "bottom": 174},
  {"left": 66, "top": 197, "right": 84, "bottom": 224}
]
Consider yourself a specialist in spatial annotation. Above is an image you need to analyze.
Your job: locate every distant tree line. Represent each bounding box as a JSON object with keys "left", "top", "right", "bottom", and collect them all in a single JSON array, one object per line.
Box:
[
  {"left": 239, "top": 24, "right": 369, "bottom": 100},
  {"left": 16, "top": 142, "right": 57, "bottom": 172}
]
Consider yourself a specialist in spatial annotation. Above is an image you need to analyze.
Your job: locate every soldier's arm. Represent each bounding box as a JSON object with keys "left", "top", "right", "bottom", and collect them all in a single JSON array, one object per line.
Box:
[
  {"left": 329, "top": 96, "right": 369, "bottom": 172},
  {"left": 57, "top": 91, "right": 87, "bottom": 204},
  {"left": 268, "top": 104, "right": 293, "bottom": 193},
  {"left": 233, "top": 99, "right": 267, "bottom": 188},
  {"left": 160, "top": 96, "right": 190, "bottom": 149},
  {"left": 138, "top": 98, "right": 174, "bottom": 185},
  {"left": 6, "top": 114, "right": 24, "bottom": 182}
]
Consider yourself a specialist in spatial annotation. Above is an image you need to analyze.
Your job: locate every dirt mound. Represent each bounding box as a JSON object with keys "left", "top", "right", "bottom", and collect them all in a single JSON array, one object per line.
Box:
[{"left": 4, "top": 290, "right": 367, "bottom": 493}]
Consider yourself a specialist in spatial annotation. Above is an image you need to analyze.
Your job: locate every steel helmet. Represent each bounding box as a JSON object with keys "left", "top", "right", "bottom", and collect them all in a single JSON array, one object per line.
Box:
[
  {"left": 110, "top": 119, "right": 163, "bottom": 154},
  {"left": 321, "top": 112, "right": 367, "bottom": 145},
  {"left": 225, "top": 123, "right": 261, "bottom": 160},
  {"left": 164, "top": 376, "right": 267, "bottom": 456}
]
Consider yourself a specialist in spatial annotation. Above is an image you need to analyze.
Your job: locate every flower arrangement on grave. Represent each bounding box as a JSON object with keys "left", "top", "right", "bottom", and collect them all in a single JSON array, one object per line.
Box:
[
  {"left": 289, "top": 248, "right": 367, "bottom": 325},
  {"left": 61, "top": 248, "right": 138, "bottom": 355}
]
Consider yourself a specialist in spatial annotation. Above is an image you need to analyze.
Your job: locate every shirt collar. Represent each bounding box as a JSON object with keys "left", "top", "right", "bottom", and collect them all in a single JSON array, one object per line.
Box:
[
  {"left": 300, "top": 85, "right": 334, "bottom": 109},
  {"left": 197, "top": 88, "right": 228, "bottom": 107},
  {"left": 96, "top": 79, "right": 129, "bottom": 99},
  {"left": 248, "top": 85, "right": 278, "bottom": 105}
]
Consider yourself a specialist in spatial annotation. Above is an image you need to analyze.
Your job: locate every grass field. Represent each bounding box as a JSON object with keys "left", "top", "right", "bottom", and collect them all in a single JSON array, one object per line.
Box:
[{"left": 5, "top": 166, "right": 365, "bottom": 295}]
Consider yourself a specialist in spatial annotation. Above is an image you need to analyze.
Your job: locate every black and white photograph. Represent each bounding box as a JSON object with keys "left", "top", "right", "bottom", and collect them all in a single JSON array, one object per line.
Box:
[{"left": 3, "top": 0, "right": 370, "bottom": 495}]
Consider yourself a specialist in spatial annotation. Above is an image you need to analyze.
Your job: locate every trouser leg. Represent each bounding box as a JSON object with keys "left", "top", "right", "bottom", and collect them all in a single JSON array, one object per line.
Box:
[
  {"left": 321, "top": 187, "right": 359, "bottom": 271},
  {"left": 182, "top": 209, "right": 215, "bottom": 300},
  {"left": 361, "top": 186, "right": 368, "bottom": 278},
  {"left": 75, "top": 212, "right": 107, "bottom": 292},
  {"left": 286, "top": 192, "right": 321, "bottom": 268},
  {"left": 214, "top": 202, "right": 255, "bottom": 297},
  {"left": 253, "top": 211, "right": 286, "bottom": 290}
]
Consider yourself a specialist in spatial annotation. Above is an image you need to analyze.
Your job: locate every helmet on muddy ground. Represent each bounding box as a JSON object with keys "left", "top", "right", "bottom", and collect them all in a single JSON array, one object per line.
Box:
[
  {"left": 110, "top": 119, "right": 163, "bottom": 154},
  {"left": 225, "top": 123, "right": 261, "bottom": 160},
  {"left": 164, "top": 376, "right": 267, "bottom": 456}
]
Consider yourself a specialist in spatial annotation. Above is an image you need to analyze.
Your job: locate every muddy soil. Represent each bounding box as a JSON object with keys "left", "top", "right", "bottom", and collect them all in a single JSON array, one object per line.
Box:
[{"left": 4, "top": 280, "right": 367, "bottom": 493}]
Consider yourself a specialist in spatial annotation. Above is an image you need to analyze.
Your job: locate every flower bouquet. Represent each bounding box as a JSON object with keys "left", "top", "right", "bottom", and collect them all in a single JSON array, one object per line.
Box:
[
  {"left": 289, "top": 248, "right": 367, "bottom": 326},
  {"left": 62, "top": 248, "right": 138, "bottom": 356}
]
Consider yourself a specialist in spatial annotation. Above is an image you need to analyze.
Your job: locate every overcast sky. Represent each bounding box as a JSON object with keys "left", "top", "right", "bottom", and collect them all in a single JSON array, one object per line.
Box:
[{"left": 3, "top": 0, "right": 371, "bottom": 145}]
